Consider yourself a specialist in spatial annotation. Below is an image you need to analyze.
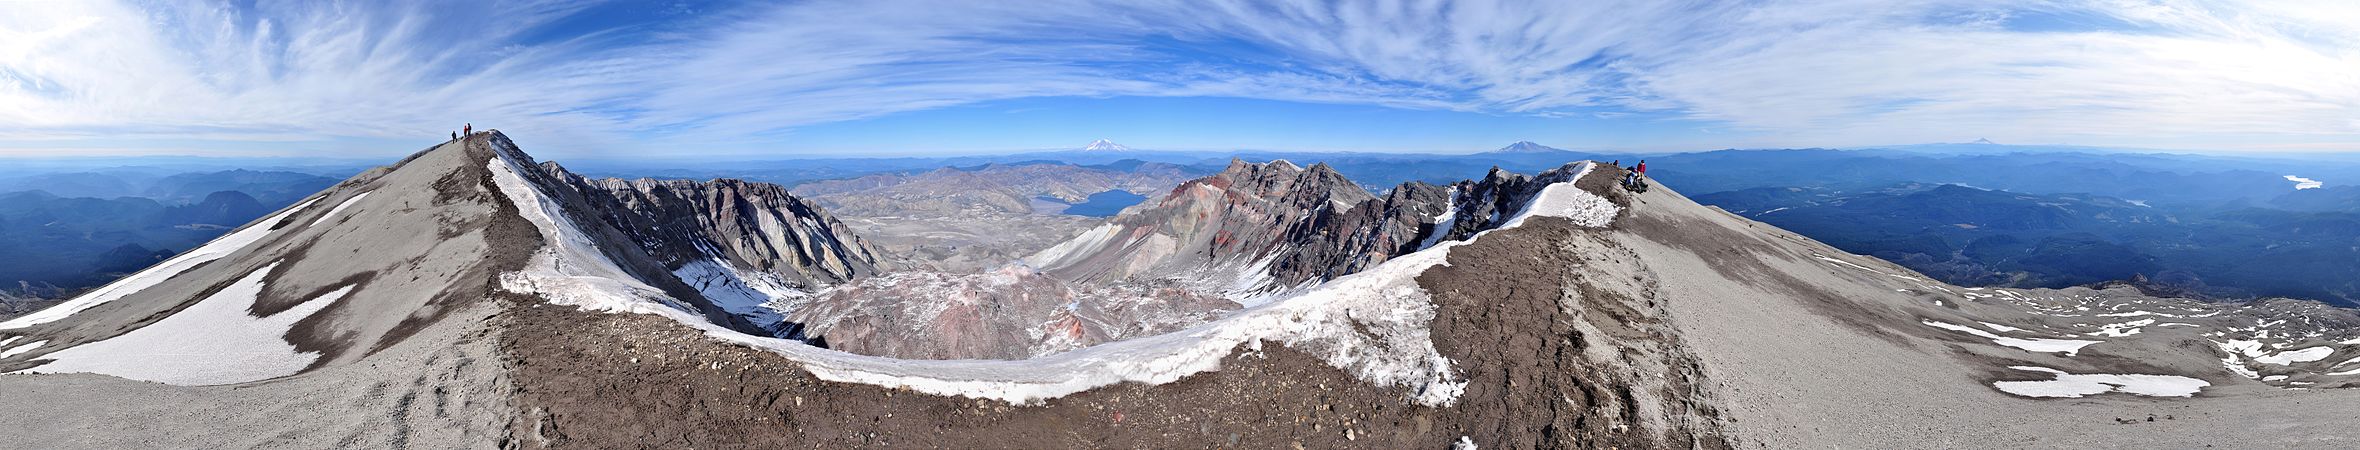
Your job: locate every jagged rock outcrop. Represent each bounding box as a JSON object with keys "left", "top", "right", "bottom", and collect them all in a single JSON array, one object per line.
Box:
[
  {"left": 1026, "top": 159, "right": 1595, "bottom": 299},
  {"left": 540, "top": 163, "right": 879, "bottom": 289}
]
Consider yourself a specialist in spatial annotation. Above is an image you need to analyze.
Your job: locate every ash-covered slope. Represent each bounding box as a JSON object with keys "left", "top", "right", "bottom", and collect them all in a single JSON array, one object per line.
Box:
[{"left": 0, "top": 131, "right": 878, "bottom": 386}]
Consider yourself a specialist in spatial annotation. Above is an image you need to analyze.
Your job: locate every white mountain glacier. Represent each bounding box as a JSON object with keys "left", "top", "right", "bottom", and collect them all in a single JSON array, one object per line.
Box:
[{"left": 1082, "top": 139, "right": 1132, "bottom": 152}]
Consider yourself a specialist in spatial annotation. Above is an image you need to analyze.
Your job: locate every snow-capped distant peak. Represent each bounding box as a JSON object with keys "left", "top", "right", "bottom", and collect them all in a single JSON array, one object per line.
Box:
[
  {"left": 1083, "top": 139, "right": 1132, "bottom": 152},
  {"left": 2285, "top": 175, "right": 2323, "bottom": 190},
  {"left": 1970, "top": 138, "right": 1998, "bottom": 145},
  {"left": 1492, "top": 141, "right": 1562, "bottom": 153}
]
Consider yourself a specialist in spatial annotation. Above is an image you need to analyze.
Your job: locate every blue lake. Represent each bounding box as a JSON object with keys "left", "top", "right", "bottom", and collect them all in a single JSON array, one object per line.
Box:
[{"left": 1044, "top": 190, "right": 1148, "bottom": 217}]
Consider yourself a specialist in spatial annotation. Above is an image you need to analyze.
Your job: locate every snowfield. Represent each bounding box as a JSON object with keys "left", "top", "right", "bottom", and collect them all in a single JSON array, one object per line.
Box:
[
  {"left": 495, "top": 157, "right": 1616, "bottom": 406},
  {"left": 1992, "top": 366, "right": 2209, "bottom": 398},
  {"left": 0, "top": 196, "right": 321, "bottom": 331},
  {"left": 17, "top": 262, "right": 354, "bottom": 385}
]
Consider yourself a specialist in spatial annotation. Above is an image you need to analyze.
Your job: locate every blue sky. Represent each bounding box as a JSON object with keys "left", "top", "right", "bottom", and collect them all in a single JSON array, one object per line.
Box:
[{"left": 1, "top": 0, "right": 2356, "bottom": 158}]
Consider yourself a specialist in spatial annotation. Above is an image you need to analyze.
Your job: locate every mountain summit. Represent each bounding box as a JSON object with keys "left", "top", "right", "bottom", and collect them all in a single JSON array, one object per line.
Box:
[
  {"left": 1490, "top": 140, "right": 1565, "bottom": 153},
  {"left": 1082, "top": 139, "right": 1131, "bottom": 152}
]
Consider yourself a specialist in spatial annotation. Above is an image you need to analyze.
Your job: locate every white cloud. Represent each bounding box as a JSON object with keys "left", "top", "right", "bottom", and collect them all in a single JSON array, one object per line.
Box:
[{"left": 0, "top": 0, "right": 2355, "bottom": 155}]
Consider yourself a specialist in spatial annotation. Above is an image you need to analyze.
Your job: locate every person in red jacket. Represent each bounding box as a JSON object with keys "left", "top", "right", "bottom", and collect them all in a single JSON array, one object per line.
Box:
[{"left": 1634, "top": 160, "right": 1647, "bottom": 175}]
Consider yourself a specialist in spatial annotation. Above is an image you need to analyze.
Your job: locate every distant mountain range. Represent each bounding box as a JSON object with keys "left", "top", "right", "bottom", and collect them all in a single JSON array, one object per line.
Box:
[{"left": 1697, "top": 183, "right": 2360, "bottom": 303}]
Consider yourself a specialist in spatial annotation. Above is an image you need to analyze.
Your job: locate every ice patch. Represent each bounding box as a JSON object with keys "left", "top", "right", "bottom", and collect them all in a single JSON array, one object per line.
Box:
[
  {"left": 16, "top": 263, "right": 351, "bottom": 385},
  {"left": 309, "top": 191, "right": 371, "bottom": 227},
  {"left": 1992, "top": 366, "right": 2208, "bottom": 398},
  {"left": 0, "top": 196, "right": 321, "bottom": 330},
  {"left": 1454, "top": 436, "right": 1479, "bottom": 450},
  {"left": 1923, "top": 319, "right": 2102, "bottom": 356},
  {"left": 2284, "top": 175, "right": 2323, "bottom": 190},
  {"left": 491, "top": 155, "right": 1620, "bottom": 406},
  {"left": 0, "top": 340, "right": 45, "bottom": 359}
]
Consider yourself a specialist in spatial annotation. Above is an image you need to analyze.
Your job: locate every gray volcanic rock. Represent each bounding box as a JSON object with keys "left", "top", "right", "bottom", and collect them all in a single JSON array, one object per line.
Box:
[
  {"left": 780, "top": 266, "right": 1236, "bottom": 360},
  {"left": 540, "top": 163, "right": 878, "bottom": 288},
  {"left": 1027, "top": 159, "right": 1595, "bottom": 299}
]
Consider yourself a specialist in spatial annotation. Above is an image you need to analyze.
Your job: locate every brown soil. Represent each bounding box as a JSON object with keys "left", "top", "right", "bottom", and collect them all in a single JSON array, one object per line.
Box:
[{"left": 1421, "top": 216, "right": 1732, "bottom": 449}]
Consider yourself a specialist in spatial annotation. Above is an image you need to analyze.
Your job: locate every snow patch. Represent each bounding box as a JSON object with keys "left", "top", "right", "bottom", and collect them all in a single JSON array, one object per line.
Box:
[
  {"left": 1498, "top": 164, "right": 1614, "bottom": 229},
  {"left": 2253, "top": 346, "right": 2334, "bottom": 365},
  {"left": 0, "top": 340, "right": 45, "bottom": 359},
  {"left": 1992, "top": 366, "right": 2208, "bottom": 398},
  {"left": 309, "top": 191, "right": 372, "bottom": 227},
  {"left": 1414, "top": 189, "right": 1461, "bottom": 251},
  {"left": 1978, "top": 321, "right": 2025, "bottom": 332},
  {"left": 2088, "top": 319, "right": 2155, "bottom": 337},
  {"left": 0, "top": 196, "right": 321, "bottom": 330},
  {"left": 673, "top": 258, "right": 806, "bottom": 332},
  {"left": 1923, "top": 319, "right": 2102, "bottom": 356},
  {"left": 2284, "top": 175, "right": 2323, "bottom": 190},
  {"left": 17, "top": 262, "right": 352, "bottom": 385}
]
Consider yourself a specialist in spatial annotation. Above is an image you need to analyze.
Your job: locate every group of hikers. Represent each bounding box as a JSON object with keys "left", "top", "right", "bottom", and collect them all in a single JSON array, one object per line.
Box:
[
  {"left": 451, "top": 123, "right": 473, "bottom": 141},
  {"left": 1612, "top": 159, "right": 1649, "bottom": 193}
]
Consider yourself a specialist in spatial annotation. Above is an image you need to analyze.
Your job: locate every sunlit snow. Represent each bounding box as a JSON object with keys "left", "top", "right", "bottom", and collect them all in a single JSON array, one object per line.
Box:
[
  {"left": 17, "top": 262, "right": 352, "bottom": 385},
  {"left": 309, "top": 191, "right": 372, "bottom": 227},
  {"left": 2284, "top": 175, "right": 2323, "bottom": 190},
  {"left": 1922, "top": 319, "right": 2102, "bottom": 356},
  {"left": 1992, "top": 366, "right": 2208, "bottom": 398}
]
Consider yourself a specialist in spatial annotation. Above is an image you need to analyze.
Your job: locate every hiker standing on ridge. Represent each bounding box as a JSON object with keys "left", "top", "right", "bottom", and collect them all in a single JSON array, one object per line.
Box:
[
  {"left": 464, "top": 123, "right": 472, "bottom": 135},
  {"left": 1634, "top": 160, "right": 1647, "bottom": 175}
]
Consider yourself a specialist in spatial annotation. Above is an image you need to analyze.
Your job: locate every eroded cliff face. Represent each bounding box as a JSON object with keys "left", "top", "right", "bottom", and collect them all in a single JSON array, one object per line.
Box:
[
  {"left": 539, "top": 163, "right": 879, "bottom": 289},
  {"left": 1027, "top": 159, "right": 1596, "bottom": 300}
]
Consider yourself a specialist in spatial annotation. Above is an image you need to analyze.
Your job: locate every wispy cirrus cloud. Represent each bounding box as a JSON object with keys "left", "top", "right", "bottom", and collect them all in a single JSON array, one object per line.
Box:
[{"left": 0, "top": 0, "right": 2354, "bottom": 156}]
